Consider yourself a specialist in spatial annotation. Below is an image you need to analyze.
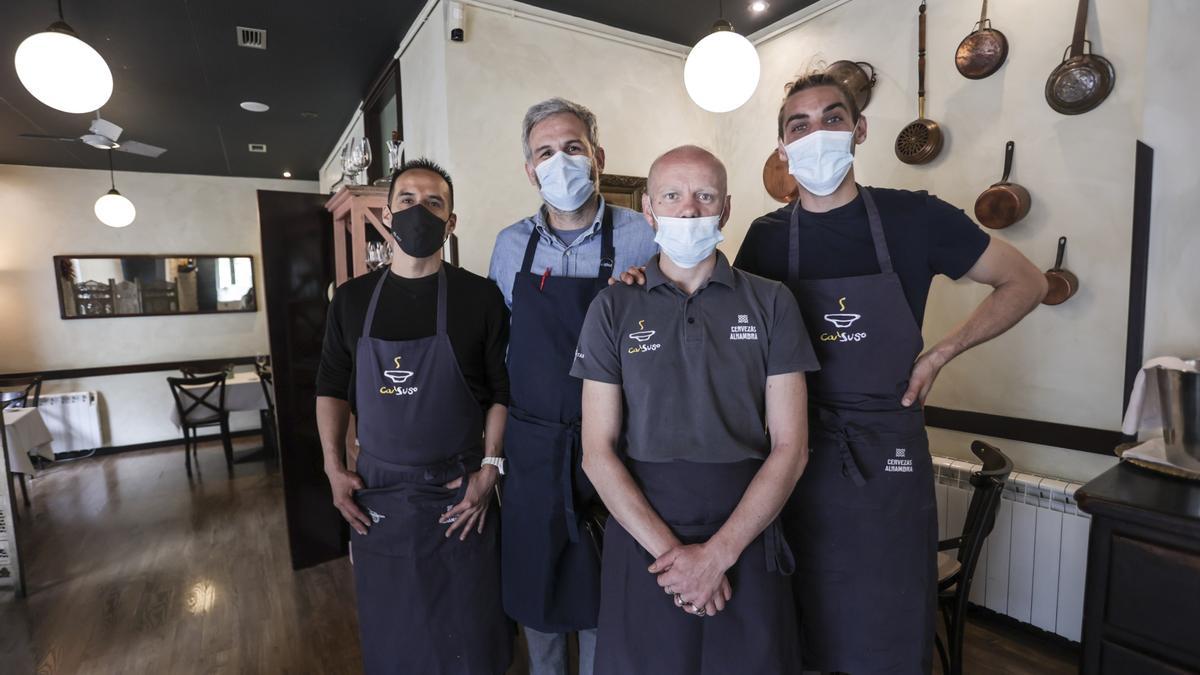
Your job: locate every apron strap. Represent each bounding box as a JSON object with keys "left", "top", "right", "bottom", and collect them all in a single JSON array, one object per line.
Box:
[
  {"left": 560, "top": 420, "right": 583, "bottom": 543},
  {"left": 519, "top": 202, "right": 616, "bottom": 280},
  {"left": 816, "top": 406, "right": 869, "bottom": 488},
  {"left": 859, "top": 187, "right": 894, "bottom": 275},
  {"left": 764, "top": 518, "right": 797, "bottom": 575},
  {"left": 361, "top": 270, "right": 389, "bottom": 337},
  {"left": 787, "top": 185, "right": 895, "bottom": 284},
  {"left": 435, "top": 264, "right": 448, "bottom": 336}
]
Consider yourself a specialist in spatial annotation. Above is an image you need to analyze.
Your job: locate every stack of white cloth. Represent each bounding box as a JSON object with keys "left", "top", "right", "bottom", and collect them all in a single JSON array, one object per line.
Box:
[{"left": 1121, "top": 357, "right": 1200, "bottom": 472}]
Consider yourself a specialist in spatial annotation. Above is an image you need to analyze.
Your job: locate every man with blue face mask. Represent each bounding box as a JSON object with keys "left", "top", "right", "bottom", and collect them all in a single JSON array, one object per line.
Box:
[
  {"left": 735, "top": 73, "right": 1049, "bottom": 674},
  {"left": 487, "top": 97, "right": 658, "bottom": 675},
  {"left": 571, "top": 145, "right": 817, "bottom": 674}
]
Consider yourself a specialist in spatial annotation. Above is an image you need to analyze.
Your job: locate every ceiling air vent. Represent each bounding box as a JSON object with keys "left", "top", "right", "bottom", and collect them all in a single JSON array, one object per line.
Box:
[
  {"left": 236, "top": 26, "right": 267, "bottom": 49},
  {"left": 248, "top": 143, "right": 267, "bottom": 153}
]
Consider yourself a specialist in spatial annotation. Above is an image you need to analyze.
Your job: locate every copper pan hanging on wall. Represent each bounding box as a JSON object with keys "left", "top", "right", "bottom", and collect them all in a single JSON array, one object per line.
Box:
[
  {"left": 762, "top": 149, "right": 798, "bottom": 204},
  {"left": 823, "top": 60, "right": 877, "bottom": 112},
  {"left": 974, "top": 141, "right": 1031, "bottom": 229},
  {"left": 896, "top": 1, "right": 943, "bottom": 165},
  {"left": 1045, "top": 0, "right": 1115, "bottom": 115},
  {"left": 955, "top": 0, "right": 1008, "bottom": 79}
]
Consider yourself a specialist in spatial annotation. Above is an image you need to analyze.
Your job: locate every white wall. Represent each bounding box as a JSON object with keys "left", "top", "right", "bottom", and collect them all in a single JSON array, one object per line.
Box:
[{"left": 0, "top": 163, "right": 317, "bottom": 447}]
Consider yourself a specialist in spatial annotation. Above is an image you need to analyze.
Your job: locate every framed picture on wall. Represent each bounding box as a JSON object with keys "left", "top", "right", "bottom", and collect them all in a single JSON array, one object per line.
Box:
[{"left": 600, "top": 174, "right": 646, "bottom": 211}]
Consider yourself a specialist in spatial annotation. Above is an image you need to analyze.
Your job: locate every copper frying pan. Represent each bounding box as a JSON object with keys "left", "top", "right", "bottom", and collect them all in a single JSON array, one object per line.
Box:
[
  {"left": 896, "top": 1, "right": 943, "bottom": 165},
  {"left": 974, "top": 141, "right": 1031, "bottom": 229},
  {"left": 1045, "top": 0, "right": 1115, "bottom": 115},
  {"left": 763, "top": 149, "right": 798, "bottom": 204},
  {"left": 956, "top": 0, "right": 1009, "bottom": 79},
  {"left": 1043, "top": 237, "right": 1079, "bottom": 305}
]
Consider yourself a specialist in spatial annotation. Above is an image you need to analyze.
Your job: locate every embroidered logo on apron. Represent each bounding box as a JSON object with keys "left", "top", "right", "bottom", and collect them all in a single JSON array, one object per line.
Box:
[
  {"left": 380, "top": 356, "right": 419, "bottom": 396},
  {"left": 885, "top": 447, "right": 913, "bottom": 473},
  {"left": 366, "top": 508, "right": 387, "bottom": 523},
  {"left": 820, "top": 296, "right": 868, "bottom": 343},
  {"left": 627, "top": 319, "right": 661, "bottom": 354}
]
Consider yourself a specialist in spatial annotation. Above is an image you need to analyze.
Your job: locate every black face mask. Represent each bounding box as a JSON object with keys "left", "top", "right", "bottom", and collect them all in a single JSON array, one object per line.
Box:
[{"left": 388, "top": 204, "right": 448, "bottom": 258}]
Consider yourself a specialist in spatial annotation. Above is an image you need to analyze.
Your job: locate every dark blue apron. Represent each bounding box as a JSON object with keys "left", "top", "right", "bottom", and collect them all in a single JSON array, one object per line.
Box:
[
  {"left": 595, "top": 459, "right": 801, "bottom": 675},
  {"left": 500, "top": 209, "right": 614, "bottom": 633},
  {"left": 784, "top": 187, "right": 937, "bottom": 674},
  {"left": 350, "top": 266, "right": 512, "bottom": 675}
]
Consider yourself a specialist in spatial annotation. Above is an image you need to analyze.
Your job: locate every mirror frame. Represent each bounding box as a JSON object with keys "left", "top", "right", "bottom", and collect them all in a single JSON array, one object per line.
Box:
[{"left": 53, "top": 254, "right": 259, "bottom": 320}]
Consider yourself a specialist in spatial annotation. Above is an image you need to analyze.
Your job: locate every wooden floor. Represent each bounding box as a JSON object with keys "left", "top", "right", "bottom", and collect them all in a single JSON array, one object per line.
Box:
[{"left": 1, "top": 437, "right": 1077, "bottom": 674}]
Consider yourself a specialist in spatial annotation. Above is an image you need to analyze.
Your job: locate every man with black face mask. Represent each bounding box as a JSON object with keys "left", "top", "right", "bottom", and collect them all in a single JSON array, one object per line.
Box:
[{"left": 316, "top": 158, "right": 513, "bottom": 674}]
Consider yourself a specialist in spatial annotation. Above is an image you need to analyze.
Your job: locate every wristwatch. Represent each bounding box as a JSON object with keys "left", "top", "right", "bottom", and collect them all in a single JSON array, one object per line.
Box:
[{"left": 481, "top": 457, "right": 506, "bottom": 475}]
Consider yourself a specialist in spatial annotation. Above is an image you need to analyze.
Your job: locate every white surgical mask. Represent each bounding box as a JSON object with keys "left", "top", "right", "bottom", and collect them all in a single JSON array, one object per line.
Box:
[
  {"left": 651, "top": 208, "right": 725, "bottom": 269},
  {"left": 535, "top": 151, "right": 595, "bottom": 212},
  {"left": 784, "top": 129, "right": 856, "bottom": 197}
]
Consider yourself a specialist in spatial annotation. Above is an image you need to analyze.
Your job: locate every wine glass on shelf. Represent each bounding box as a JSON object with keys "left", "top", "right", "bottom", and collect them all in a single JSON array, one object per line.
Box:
[{"left": 353, "top": 137, "right": 372, "bottom": 185}]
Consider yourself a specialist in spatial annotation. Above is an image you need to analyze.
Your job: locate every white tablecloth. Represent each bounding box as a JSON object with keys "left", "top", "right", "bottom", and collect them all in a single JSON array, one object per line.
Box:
[
  {"left": 170, "top": 372, "right": 271, "bottom": 427},
  {"left": 3, "top": 408, "right": 54, "bottom": 475}
]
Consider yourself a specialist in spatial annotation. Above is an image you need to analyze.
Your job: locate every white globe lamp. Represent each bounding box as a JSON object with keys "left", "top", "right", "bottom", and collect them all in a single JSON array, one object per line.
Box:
[
  {"left": 95, "top": 151, "right": 135, "bottom": 228},
  {"left": 684, "top": 20, "right": 760, "bottom": 113},
  {"left": 15, "top": 21, "right": 113, "bottom": 114}
]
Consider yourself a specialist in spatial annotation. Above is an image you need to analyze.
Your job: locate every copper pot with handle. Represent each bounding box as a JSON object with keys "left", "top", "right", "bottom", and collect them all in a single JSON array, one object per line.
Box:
[
  {"left": 824, "top": 60, "right": 877, "bottom": 112},
  {"left": 956, "top": 0, "right": 1008, "bottom": 79},
  {"left": 1043, "top": 237, "right": 1079, "bottom": 305},
  {"left": 1045, "top": 0, "right": 1115, "bottom": 115},
  {"left": 896, "top": 1, "right": 943, "bottom": 165},
  {"left": 974, "top": 141, "right": 1031, "bottom": 229},
  {"left": 762, "top": 149, "right": 798, "bottom": 204}
]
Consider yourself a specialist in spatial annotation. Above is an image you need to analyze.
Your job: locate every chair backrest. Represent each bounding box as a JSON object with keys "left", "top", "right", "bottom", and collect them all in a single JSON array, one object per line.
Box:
[
  {"left": 73, "top": 279, "right": 115, "bottom": 316},
  {"left": 955, "top": 441, "right": 1014, "bottom": 585},
  {"left": 254, "top": 361, "right": 275, "bottom": 411},
  {"left": 141, "top": 279, "right": 179, "bottom": 313},
  {"left": 113, "top": 278, "right": 142, "bottom": 314},
  {"left": 167, "top": 373, "right": 227, "bottom": 424},
  {"left": 0, "top": 377, "right": 43, "bottom": 409}
]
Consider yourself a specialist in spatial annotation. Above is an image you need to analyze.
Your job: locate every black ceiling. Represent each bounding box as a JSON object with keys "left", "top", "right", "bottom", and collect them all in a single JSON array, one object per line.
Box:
[{"left": 1, "top": 0, "right": 814, "bottom": 181}]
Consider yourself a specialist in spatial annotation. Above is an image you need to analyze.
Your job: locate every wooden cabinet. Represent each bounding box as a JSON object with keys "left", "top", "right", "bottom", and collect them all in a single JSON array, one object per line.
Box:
[
  {"left": 1076, "top": 463, "right": 1200, "bottom": 673},
  {"left": 324, "top": 185, "right": 390, "bottom": 285}
]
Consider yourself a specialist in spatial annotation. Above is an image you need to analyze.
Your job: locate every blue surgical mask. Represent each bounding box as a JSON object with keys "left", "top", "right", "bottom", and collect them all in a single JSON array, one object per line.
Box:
[
  {"left": 535, "top": 151, "right": 595, "bottom": 212},
  {"left": 651, "top": 208, "right": 725, "bottom": 269}
]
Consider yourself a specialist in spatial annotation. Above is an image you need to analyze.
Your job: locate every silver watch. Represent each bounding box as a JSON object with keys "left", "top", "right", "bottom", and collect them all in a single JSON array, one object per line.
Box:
[{"left": 481, "top": 457, "right": 506, "bottom": 475}]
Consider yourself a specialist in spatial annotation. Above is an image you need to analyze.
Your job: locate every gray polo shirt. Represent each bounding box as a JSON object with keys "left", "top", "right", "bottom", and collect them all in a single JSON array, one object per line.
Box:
[{"left": 570, "top": 251, "right": 819, "bottom": 463}]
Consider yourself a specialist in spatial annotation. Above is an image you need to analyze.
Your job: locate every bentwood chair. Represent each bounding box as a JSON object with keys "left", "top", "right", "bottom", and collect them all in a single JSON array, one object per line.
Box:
[
  {"left": 934, "top": 440, "right": 1013, "bottom": 675},
  {"left": 254, "top": 360, "right": 278, "bottom": 460},
  {"left": 167, "top": 373, "right": 232, "bottom": 476}
]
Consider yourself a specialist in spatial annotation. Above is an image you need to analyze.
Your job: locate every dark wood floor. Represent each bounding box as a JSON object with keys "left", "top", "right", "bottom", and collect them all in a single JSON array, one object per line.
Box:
[{"left": 1, "top": 437, "right": 1077, "bottom": 674}]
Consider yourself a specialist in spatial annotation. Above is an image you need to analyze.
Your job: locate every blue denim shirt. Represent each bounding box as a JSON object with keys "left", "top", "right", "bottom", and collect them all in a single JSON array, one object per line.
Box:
[{"left": 488, "top": 197, "right": 659, "bottom": 308}]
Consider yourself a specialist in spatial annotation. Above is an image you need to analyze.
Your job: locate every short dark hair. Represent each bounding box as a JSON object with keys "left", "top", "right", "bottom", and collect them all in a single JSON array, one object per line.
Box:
[
  {"left": 387, "top": 158, "right": 455, "bottom": 210},
  {"left": 777, "top": 72, "right": 861, "bottom": 139}
]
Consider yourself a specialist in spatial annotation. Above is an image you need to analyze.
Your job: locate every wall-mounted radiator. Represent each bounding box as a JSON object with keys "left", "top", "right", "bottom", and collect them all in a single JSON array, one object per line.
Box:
[
  {"left": 933, "top": 455, "right": 1089, "bottom": 643},
  {"left": 37, "top": 391, "right": 102, "bottom": 455}
]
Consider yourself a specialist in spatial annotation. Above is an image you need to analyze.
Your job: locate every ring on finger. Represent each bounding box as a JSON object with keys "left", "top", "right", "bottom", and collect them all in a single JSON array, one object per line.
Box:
[
  {"left": 673, "top": 594, "right": 684, "bottom": 607},
  {"left": 664, "top": 585, "right": 673, "bottom": 595}
]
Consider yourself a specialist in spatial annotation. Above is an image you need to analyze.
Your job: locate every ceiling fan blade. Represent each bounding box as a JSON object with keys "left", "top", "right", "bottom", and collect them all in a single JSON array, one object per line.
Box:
[
  {"left": 116, "top": 140, "right": 167, "bottom": 158},
  {"left": 90, "top": 117, "right": 123, "bottom": 142},
  {"left": 19, "top": 133, "right": 81, "bottom": 143}
]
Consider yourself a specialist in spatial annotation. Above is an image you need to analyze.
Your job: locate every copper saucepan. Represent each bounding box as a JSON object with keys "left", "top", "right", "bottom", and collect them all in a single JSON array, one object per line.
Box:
[
  {"left": 956, "top": 0, "right": 1008, "bottom": 79},
  {"left": 1045, "top": 0, "right": 1115, "bottom": 115},
  {"left": 824, "top": 60, "right": 878, "bottom": 112},
  {"left": 1043, "top": 236, "right": 1079, "bottom": 305},
  {"left": 896, "top": 1, "right": 943, "bottom": 165},
  {"left": 974, "top": 141, "right": 1031, "bottom": 229},
  {"left": 762, "top": 149, "right": 798, "bottom": 204}
]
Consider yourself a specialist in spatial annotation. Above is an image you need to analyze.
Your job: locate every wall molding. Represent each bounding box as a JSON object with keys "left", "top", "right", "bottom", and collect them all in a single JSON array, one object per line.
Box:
[
  {"left": 925, "top": 406, "right": 1122, "bottom": 456},
  {"left": 0, "top": 356, "right": 259, "bottom": 381}
]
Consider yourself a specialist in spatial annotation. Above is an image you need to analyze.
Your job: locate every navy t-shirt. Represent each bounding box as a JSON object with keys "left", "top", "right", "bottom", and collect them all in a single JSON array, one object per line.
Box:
[{"left": 733, "top": 187, "right": 991, "bottom": 326}]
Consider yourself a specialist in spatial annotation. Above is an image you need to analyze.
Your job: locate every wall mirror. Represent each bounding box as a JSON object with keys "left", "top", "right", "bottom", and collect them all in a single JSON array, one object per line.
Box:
[{"left": 54, "top": 255, "right": 257, "bottom": 319}]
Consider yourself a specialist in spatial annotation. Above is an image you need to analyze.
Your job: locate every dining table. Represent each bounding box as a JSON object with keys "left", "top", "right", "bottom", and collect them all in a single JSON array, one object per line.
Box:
[{"left": 171, "top": 371, "right": 274, "bottom": 463}]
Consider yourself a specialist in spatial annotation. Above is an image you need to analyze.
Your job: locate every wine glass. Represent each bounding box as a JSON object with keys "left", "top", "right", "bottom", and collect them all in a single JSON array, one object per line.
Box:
[{"left": 352, "top": 137, "right": 372, "bottom": 185}]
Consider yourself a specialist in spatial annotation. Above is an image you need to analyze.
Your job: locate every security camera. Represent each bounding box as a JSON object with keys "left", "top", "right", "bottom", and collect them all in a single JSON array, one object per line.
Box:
[{"left": 449, "top": 2, "right": 465, "bottom": 42}]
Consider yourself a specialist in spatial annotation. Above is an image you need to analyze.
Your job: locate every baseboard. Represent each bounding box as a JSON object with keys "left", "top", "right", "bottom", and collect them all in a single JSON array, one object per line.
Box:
[
  {"left": 966, "top": 604, "right": 1081, "bottom": 653},
  {"left": 53, "top": 428, "right": 262, "bottom": 460}
]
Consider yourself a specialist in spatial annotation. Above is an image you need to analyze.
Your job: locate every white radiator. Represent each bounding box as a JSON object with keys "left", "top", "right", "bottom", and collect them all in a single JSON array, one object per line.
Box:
[
  {"left": 37, "top": 391, "right": 102, "bottom": 455},
  {"left": 933, "top": 455, "right": 1090, "bottom": 643}
]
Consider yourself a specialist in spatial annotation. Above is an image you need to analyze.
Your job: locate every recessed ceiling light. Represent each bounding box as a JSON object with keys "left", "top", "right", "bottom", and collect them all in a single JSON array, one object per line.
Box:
[
  {"left": 240, "top": 101, "right": 269, "bottom": 112},
  {"left": 750, "top": 1, "right": 769, "bottom": 12},
  {"left": 282, "top": 170, "right": 292, "bottom": 178},
  {"left": 299, "top": 111, "right": 319, "bottom": 119}
]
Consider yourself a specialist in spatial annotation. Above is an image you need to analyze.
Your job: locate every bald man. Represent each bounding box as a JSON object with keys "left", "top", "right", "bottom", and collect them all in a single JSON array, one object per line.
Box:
[{"left": 569, "top": 146, "right": 818, "bottom": 674}]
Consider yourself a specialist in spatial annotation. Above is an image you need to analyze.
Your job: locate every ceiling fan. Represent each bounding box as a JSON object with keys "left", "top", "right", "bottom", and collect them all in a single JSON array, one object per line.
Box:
[{"left": 20, "top": 113, "right": 166, "bottom": 158}]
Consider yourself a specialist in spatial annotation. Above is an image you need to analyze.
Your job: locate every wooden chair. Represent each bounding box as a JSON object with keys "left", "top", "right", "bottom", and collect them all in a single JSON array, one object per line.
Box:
[
  {"left": 0, "top": 379, "right": 42, "bottom": 508},
  {"left": 254, "top": 361, "right": 278, "bottom": 459},
  {"left": 112, "top": 278, "right": 142, "bottom": 314},
  {"left": 935, "top": 440, "right": 1014, "bottom": 675},
  {"left": 166, "top": 373, "right": 232, "bottom": 476},
  {"left": 141, "top": 279, "right": 180, "bottom": 314},
  {"left": 72, "top": 279, "right": 115, "bottom": 316}
]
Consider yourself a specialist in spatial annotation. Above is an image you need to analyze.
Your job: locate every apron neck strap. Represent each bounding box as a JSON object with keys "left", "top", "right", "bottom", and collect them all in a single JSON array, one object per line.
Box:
[
  {"left": 788, "top": 185, "right": 893, "bottom": 285},
  {"left": 520, "top": 202, "right": 616, "bottom": 280},
  {"left": 361, "top": 265, "right": 449, "bottom": 337}
]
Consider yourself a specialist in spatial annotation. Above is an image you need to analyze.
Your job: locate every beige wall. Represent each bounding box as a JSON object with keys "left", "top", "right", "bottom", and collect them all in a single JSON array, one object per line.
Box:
[{"left": 0, "top": 163, "right": 317, "bottom": 446}]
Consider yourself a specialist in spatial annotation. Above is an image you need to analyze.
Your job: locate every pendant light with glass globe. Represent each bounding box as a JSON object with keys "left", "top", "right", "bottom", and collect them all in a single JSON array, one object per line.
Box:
[
  {"left": 14, "top": 0, "right": 114, "bottom": 114},
  {"left": 95, "top": 150, "right": 136, "bottom": 228},
  {"left": 684, "top": 0, "right": 761, "bottom": 113}
]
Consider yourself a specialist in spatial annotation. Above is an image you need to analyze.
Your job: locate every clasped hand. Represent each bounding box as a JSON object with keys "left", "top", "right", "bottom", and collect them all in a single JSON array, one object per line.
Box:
[{"left": 649, "top": 542, "right": 733, "bottom": 617}]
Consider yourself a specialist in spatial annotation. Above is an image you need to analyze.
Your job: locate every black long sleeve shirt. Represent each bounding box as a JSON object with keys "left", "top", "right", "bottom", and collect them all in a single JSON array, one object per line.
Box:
[{"left": 316, "top": 265, "right": 510, "bottom": 415}]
